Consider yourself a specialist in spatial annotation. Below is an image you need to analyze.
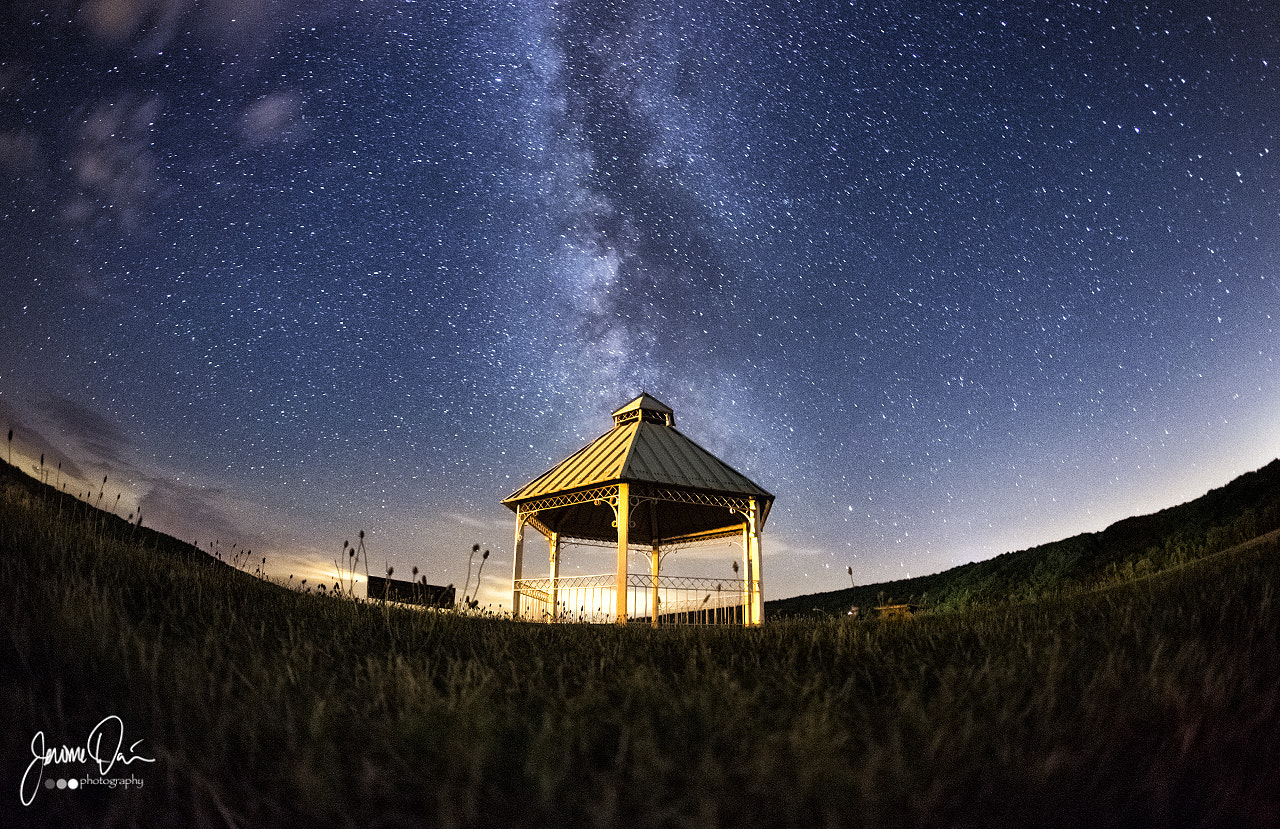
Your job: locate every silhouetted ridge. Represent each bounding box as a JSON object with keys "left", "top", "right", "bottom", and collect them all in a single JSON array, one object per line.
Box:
[{"left": 770, "top": 458, "right": 1280, "bottom": 617}]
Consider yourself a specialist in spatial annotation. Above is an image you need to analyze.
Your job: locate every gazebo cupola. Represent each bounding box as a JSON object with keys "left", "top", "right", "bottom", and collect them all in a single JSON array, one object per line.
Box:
[
  {"left": 503, "top": 393, "right": 773, "bottom": 626},
  {"left": 611, "top": 393, "right": 674, "bottom": 427}
]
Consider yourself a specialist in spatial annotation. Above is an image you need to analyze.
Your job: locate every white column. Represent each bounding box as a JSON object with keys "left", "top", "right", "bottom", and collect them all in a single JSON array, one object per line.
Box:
[
  {"left": 549, "top": 531, "right": 561, "bottom": 623},
  {"left": 649, "top": 501, "right": 661, "bottom": 628},
  {"left": 650, "top": 543, "right": 660, "bottom": 628},
  {"left": 615, "top": 483, "right": 630, "bottom": 625},
  {"left": 748, "top": 497, "right": 764, "bottom": 626},
  {"left": 742, "top": 518, "right": 751, "bottom": 624},
  {"left": 511, "top": 514, "right": 526, "bottom": 620}
]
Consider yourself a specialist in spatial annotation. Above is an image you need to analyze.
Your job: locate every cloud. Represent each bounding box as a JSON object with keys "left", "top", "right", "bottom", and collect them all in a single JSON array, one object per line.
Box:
[
  {"left": 74, "top": 0, "right": 291, "bottom": 57},
  {"left": 4, "top": 2, "right": 337, "bottom": 245},
  {"left": 0, "top": 397, "right": 88, "bottom": 481},
  {"left": 0, "top": 130, "right": 47, "bottom": 183},
  {"left": 38, "top": 396, "right": 134, "bottom": 467},
  {"left": 239, "top": 91, "right": 308, "bottom": 146},
  {"left": 446, "top": 511, "right": 496, "bottom": 531},
  {"left": 195, "top": 0, "right": 292, "bottom": 54},
  {"left": 137, "top": 478, "right": 266, "bottom": 552},
  {"left": 0, "top": 395, "right": 142, "bottom": 484},
  {"left": 0, "top": 127, "right": 58, "bottom": 223},
  {"left": 39, "top": 397, "right": 127, "bottom": 443},
  {"left": 77, "top": 0, "right": 191, "bottom": 52},
  {"left": 2, "top": 394, "right": 285, "bottom": 569},
  {"left": 62, "top": 95, "right": 169, "bottom": 232}
]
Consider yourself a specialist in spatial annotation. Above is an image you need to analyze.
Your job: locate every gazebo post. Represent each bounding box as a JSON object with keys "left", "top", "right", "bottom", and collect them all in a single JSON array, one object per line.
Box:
[
  {"left": 754, "top": 532, "right": 765, "bottom": 625},
  {"left": 549, "top": 531, "right": 560, "bottom": 622},
  {"left": 649, "top": 502, "right": 661, "bottom": 628},
  {"left": 741, "top": 520, "right": 751, "bottom": 624},
  {"left": 615, "top": 482, "right": 630, "bottom": 624},
  {"left": 749, "top": 497, "right": 764, "bottom": 626},
  {"left": 650, "top": 543, "right": 660, "bottom": 628},
  {"left": 511, "top": 515, "right": 526, "bottom": 620}
]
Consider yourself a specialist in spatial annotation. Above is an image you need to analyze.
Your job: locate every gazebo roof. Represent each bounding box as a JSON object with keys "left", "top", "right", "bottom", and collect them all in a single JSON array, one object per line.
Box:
[{"left": 503, "top": 394, "right": 773, "bottom": 508}]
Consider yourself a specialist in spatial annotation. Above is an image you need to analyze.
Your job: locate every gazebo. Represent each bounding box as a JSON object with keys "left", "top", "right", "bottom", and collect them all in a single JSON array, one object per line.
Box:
[{"left": 503, "top": 393, "right": 774, "bottom": 626}]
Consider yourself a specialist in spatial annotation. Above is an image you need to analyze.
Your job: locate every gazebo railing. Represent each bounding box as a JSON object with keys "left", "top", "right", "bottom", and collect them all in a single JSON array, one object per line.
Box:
[{"left": 514, "top": 573, "right": 748, "bottom": 625}]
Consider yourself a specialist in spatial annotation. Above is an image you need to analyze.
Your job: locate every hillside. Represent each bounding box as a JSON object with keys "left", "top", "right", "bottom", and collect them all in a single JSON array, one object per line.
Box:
[
  {"left": 769, "top": 458, "right": 1280, "bottom": 617},
  {"left": 0, "top": 458, "right": 236, "bottom": 570}
]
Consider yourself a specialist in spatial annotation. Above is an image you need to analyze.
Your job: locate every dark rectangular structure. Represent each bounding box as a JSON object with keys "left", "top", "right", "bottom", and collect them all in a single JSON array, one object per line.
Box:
[{"left": 366, "top": 575, "right": 454, "bottom": 607}]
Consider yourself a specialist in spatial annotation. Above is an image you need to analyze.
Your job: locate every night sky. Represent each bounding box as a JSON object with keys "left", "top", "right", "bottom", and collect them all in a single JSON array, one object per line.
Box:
[{"left": 2, "top": 0, "right": 1277, "bottom": 604}]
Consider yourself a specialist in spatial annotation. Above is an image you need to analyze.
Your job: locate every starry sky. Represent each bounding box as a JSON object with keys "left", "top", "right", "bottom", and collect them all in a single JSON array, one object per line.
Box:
[{"left": 2, "top": 0, "right": 1277, "bottom": 605}]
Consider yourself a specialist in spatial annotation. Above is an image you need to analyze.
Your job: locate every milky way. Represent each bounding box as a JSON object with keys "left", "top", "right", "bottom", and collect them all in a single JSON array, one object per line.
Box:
[{"left": 1, "top": 0, "right": 1277, "bottom": 600}]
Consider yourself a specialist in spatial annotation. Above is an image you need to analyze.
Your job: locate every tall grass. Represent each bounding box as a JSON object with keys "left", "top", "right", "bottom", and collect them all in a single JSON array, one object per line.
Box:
[{"left": 2, "top": 459, "right": 1278, "bottom": 827}]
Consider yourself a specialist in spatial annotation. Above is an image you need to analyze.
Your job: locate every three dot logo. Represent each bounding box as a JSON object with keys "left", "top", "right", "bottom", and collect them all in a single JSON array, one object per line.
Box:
[{"left": 45, "top": 778, "right": 79, "bottom": 791}]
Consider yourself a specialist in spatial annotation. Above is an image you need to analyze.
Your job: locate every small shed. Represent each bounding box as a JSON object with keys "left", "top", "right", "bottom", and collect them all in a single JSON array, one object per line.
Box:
[{"left": 503, "top": 393, "right": 774, "bottom": 626}]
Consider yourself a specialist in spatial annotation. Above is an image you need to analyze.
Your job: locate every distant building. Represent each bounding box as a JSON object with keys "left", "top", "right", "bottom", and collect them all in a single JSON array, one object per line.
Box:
[{"left": 366, "top": 574, "right": 454, "bottom": 607}]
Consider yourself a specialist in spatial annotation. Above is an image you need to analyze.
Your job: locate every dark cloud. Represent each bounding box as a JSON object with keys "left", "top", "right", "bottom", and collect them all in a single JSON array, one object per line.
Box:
[
  {"left": 2, "top": 394, "right": 265, "bottom": 551},
  {"left": 33, "top": 396, "right": 140, "bottom": 481},
  {"left": 137, "top": 478, "right": 266, "bottom": 552},
  {"left": 40, "top": 396, "right": 129, "bottom": 451},
  {"left": 0, "top": 397, "right": 88, "bottom": 481}
]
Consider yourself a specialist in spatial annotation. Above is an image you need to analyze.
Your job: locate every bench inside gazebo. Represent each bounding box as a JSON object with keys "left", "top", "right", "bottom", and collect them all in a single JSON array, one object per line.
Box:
[{"left": 503, "top": 393, "right": 774, "bottom": 626}]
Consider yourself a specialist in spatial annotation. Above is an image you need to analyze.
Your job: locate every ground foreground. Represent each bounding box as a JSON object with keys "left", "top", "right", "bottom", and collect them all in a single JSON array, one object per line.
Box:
[{"left": 2, "top": 463, "right": 1279, "bottom": 827}]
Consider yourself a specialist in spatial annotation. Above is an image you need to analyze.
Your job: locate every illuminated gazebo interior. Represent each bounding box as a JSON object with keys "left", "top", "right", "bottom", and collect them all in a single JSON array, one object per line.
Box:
[{"left": 503, "top": 393, "right": 774, "bottom": 625}]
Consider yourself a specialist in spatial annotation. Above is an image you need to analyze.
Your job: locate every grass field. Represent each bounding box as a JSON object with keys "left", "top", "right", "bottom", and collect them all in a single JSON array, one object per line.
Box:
[{"left": 3, "top": 460, "right": 1279, "bottom": 827}]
